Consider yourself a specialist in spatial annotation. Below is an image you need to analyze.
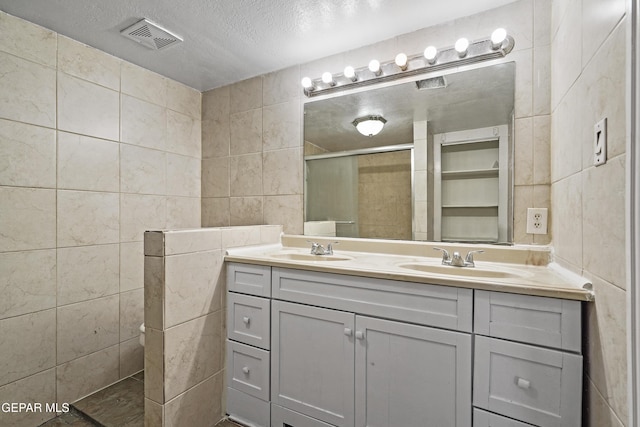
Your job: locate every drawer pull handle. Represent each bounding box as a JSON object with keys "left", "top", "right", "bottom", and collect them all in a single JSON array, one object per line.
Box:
[
  {"left": 516, "top": 377, "right": 531, "bottom": 389},
  {"left": 355, "top": 330, "right": 365, "bottom": 340},
  {"left": 344, "top": 328, "right": 353, "bottom": 336},
  {"left": 243, "top": 316, "right": 251, "bottom": 325},
  {"left": 242, "top": 366, "right": 250, "bottom": 374}
]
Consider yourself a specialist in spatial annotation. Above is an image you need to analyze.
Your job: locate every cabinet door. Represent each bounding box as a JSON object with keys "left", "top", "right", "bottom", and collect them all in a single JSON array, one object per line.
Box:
[
  {"left": 272, "top": 300, "right": 355, "bottom": 427},
  {"left": 355, "top": 316, "right": 472, "bottom": 427}
]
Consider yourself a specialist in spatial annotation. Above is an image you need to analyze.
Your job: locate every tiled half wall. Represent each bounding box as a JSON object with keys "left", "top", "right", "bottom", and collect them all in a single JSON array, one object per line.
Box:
[{"left": 143, "top": 225, "right": 282, "bottom": 426}]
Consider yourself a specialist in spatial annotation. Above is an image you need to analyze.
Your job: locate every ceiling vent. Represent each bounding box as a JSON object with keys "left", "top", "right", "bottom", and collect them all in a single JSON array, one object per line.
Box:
[
  {"left": 415, "top": 76, "right": 447, "bottom": 90},
  {"left": 120, "top": 18, "right": 182, "bottom": 50}
]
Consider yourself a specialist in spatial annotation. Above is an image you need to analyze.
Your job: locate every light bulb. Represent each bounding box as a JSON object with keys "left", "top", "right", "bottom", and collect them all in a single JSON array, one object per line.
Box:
[
  {"left": 321, "top": 72, "right": 335, "bottom": 86},
  {"left": 491, "top": 28, "right": 507, "bottom": 49},
  {"left": 368, "top": 59, "right": 382, "bottom": 76},
  {"left": 455, "top": 38, "right": 469, "bottom": 57},
  {"left": 344, "top": 66, "right": 357, "bottom": 81},
  {"left": 301, "top": 77, "right": 314, "bottom": 89},
  {"left": 395, "top": 53, "right": 408, "bottom": 70},
  {"left": 424, "top": 46, "right": 438, "bottom": 64}
]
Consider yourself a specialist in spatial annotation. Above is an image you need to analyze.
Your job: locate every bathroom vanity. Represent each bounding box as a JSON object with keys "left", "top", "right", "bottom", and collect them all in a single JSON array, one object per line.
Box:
[{"left": 224, "top": 237, "right": 592, "bottom": 427}]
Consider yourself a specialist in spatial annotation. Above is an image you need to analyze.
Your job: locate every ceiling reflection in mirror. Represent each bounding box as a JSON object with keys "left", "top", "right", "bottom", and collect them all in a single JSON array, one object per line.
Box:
[{"left": 303, "top": 62, "right": 515, "bottom": 243}]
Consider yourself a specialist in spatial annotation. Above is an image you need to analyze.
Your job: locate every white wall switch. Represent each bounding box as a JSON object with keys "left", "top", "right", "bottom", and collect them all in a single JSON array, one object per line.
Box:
[
  {"left": 526, "top": 208, "right": 548, "bottom": 234},
  {"left": 594, "top": 118, "right": 607, "bottom": 166}
]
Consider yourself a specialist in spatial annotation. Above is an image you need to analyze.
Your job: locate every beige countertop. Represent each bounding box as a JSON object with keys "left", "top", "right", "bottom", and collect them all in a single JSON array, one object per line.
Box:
[{"left": 225, "top": 235, "right": 594, "bottom": 301}]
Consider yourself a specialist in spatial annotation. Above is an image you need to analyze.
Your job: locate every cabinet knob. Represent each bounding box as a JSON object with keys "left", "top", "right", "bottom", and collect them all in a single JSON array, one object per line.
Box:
[
  {"left": 242, "top": 366, "right": 250, "bottom": 374},
  {"left": 344, "top": 328, "right": 352, "bottom": 336},
  {"left": 243, "top": 316, "right": 251, "bottom": 325},
  {"left": 516, "top": 377, "right": 530, "bottom": 389},
  {"left": 355, "top": 330, "right": 365, "bottom": 340}
]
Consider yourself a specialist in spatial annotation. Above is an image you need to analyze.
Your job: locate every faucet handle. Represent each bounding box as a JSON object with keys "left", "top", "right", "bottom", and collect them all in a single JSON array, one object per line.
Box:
[
  {"left": 307, "top": 240, "right": 320, "bottom": 254},
  {"left": 465, "top": 250, "right": 484, "bottom": 266},
  {"left": 433, "top": 247, "right": 451, "bottom": 264},
  {"left": 326, "top": 241, "right": 339, "bottom": 255}
]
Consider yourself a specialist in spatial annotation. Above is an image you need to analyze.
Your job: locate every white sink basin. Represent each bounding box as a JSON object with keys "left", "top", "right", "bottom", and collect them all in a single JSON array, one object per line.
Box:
[
  {"left": 397, "top": 263, "right": 525, "bottom": 279},
  {"left": 269, "top": 253, "right": 353, "bottom": 262}
]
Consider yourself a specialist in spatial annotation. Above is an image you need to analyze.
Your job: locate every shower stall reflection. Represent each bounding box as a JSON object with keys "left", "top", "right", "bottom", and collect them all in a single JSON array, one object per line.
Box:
[{"left": 304, "top": 148, "right": 412, "bottom": 240}]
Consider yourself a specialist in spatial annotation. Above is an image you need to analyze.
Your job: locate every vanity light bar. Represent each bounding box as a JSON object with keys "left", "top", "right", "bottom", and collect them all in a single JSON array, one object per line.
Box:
[{"left": 301, "top": 29, "right": 514, "bottom": 97}]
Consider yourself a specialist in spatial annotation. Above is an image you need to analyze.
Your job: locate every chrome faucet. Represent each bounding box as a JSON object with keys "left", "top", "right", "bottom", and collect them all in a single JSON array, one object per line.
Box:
[
  {"left": 450, "top": 251, "right": 465, "bottom": 267},
  {"left": 309, "top": 241, "right": 338, "bottom": 255},
  {"left": 434, "top": 248, "right": 484, "bottom": 267}
]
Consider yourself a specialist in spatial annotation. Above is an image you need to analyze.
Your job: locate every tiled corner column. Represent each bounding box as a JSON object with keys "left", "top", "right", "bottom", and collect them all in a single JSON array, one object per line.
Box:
[
  {"left": 413, "top": 120, "right": 430, "bottom": 241},
  {"left": 143, "top": 225, "right": 282, "bottom": 426}
]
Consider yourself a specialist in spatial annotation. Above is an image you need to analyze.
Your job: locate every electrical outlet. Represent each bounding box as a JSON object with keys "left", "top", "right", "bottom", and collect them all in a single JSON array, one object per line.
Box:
[{"left": 526, "top": 208, "right": 548, "bottom": 234}]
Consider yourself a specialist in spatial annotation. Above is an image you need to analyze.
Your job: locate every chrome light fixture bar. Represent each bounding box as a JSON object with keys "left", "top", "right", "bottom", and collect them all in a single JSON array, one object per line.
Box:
[{"left": 301, "top": 29, "right": 514, "bottom": 97}]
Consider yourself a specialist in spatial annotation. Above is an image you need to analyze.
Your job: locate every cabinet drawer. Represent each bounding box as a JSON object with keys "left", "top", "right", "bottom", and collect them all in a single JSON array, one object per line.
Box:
[
  {"left": 227, "top": 292, "right": 270, "bottom": 349},
  {"left": 227, "top": 387, "right": 270, "bottom": 427},
  {"left": 473, "top": 408, "right": 535, "bottom": 427},
  {"left": 272, "top": 267, "right": 473, "bottom": 332},
  {"left": 227, "top": 262, "right": 271, "bottom": 297},
  {"left": 474, "top": 336, "right": 582, "bottom": 427},
  {"left": 271, "top": 404, "right": 334, "bottom": 427},
  {"left": 227, "top": 340, "right": 270, "bottom": 401},
  {"left": 474, "top": 290, "right": 581, "bottom": 352}
]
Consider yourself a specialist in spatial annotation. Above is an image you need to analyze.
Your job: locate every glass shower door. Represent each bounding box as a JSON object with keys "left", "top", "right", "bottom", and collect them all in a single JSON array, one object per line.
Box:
[{"left": 305, "top": 156, "right": 359, "bottom": 238}]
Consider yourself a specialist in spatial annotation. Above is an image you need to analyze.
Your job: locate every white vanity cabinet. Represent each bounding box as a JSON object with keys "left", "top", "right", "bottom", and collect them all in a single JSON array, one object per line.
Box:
[
  {"left": 225, "top": 262, "right": 583, "bottom": 427},
  {"left": 226, "top": 264, "right": 272, "bottom": 427},
  {"left": 270, "top": 266, "right": 473, "bottom": 427}
]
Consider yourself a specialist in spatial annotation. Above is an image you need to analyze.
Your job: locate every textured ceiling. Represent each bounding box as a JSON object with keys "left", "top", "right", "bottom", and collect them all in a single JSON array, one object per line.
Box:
[{"left": 0, "top": 0, "right": 517, "bottom": 91}]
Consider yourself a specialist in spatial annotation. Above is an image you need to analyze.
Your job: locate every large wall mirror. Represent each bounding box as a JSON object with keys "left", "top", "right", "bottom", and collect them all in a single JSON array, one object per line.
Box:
[{"left": 303, "top": 62, "right": 515, "bottom": 244}]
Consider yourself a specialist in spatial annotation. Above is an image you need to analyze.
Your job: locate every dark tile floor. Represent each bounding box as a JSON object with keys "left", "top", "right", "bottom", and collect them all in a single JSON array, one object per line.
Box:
[
  {"left": 39, "top": 371, "right": 240, "bottom": 427},
  {"left": 72, "top": 377, "right": 144, "bottom": 427},
  {"left": 38, "top": 407, "right": 99, "bottom": 427},
  {"left": 40, "top": 372, "right": 144, "bottom": 427}
]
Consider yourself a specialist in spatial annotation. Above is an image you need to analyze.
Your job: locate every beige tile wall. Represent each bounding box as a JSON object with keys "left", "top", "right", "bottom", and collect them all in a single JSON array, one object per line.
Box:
[
  {"left": 201, "top": 0, "right": 552, "bottom": 244},
  {"left": 202, "top": 69, "right": 303, "bottom": 233},
  {"left": 550, "top": 0, "right": 628, "bottom": 425},
  {"left": 143, "top": 225, "right": 281, "bottom": 426},
  {"left": 0, "top": 11, "right": 201, "bottom": 426}
]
